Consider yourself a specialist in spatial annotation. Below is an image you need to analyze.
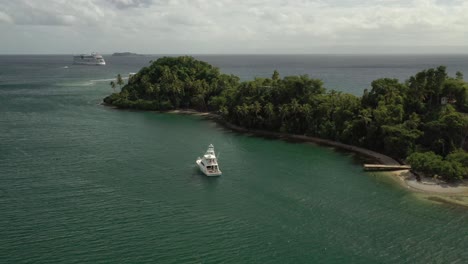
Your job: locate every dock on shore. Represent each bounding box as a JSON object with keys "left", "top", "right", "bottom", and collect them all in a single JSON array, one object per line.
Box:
[{"left": 363, "top": 164, "right": 411, "bottom": 171}]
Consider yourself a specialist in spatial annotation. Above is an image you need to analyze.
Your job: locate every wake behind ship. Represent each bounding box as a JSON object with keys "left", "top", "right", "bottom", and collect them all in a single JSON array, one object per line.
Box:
[{"left": 73, "top": 53, "right": 106, "bottom": 65}]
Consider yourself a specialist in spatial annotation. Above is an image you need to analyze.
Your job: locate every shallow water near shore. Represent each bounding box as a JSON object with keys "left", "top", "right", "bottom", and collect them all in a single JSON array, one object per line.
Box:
[{"left": 1, "top": 55, "right": 468, "bottom": 263}]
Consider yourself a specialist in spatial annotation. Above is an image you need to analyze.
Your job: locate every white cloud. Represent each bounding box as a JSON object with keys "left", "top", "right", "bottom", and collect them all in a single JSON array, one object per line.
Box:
[
  {"left": 106, "top": 0, "right": 154, "bottom": 9},
  {"left": 0, "top": 11, "right": 13, "bottom": 24},
  {"left": 0, "top": 0, "right": 467, "bottom": 53},
  {"left": 0, "top": 0, "right": 106, "bottom": 26}
]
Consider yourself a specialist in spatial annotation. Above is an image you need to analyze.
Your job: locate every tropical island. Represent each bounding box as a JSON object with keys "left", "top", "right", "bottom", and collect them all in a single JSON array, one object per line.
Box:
[
  {"left": 103, "top": 56, "right": 468, "bottom": 198},
  {"left": 111, "top": 52, "right": 143, "bottom": 56}
]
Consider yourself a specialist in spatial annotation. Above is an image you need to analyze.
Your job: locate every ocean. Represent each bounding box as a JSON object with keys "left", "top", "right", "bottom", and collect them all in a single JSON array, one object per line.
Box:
[{"left": 1, "top": 54, "right": 467, "bottom": 263}]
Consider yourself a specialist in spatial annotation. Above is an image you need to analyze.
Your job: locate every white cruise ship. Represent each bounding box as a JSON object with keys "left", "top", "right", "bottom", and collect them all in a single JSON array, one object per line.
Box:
[{"left": 73, "top": 53, "right": 106, "bottom": 65}]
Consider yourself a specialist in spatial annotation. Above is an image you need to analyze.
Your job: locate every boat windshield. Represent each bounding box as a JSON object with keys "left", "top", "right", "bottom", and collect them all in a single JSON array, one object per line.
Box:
[{"left": 206, "top": 148, "right": 215, "bottom": 155}]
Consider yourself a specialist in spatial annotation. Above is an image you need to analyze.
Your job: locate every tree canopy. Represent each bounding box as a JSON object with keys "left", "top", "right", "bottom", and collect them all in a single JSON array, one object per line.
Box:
[
  {"left": 105, "top": 56, "right": 239, "bottom": 111},
  {"left": 104, "top": 56, "right": 468, "bottom": 181}
]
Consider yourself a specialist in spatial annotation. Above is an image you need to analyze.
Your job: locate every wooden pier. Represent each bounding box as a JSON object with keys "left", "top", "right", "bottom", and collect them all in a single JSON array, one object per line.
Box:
[{"left": 363, "top": 164, "right": 411, "bottom": 171}]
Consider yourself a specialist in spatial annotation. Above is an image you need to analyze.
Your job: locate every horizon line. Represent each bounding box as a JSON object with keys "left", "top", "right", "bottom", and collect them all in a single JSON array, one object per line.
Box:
[{"left": 2, "top": 53, "right": 468, "bottom": 56}]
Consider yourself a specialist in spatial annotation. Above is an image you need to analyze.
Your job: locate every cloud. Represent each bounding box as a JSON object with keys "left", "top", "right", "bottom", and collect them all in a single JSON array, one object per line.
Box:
[
  {"left": 106, "top": 0, "right": 154, "bottom": 9},
  {"left": 0, "top": 0, "right": 467, "bottom": 53},
  {"left": 0, "top": 0, "right": 105, "bottom": 26},
  {"left": 0, "top": 11, "right": 13, "bottom": 24}
]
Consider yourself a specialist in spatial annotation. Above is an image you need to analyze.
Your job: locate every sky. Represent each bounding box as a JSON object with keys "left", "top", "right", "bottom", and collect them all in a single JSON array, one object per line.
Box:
[{"left": 0, "top": 0, "right": 467, "bottom": 54}]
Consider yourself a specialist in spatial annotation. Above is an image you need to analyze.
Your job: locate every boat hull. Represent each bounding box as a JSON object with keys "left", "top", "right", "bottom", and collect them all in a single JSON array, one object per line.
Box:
[
  {"left": 73, "top": 61, "right": 106, "bottom": 66},
  {"left": 196, "top": 159, "right": 222, "bottom": 176},
  {"left": 73, "top": 54, "right": 106, "bottom": 65}
]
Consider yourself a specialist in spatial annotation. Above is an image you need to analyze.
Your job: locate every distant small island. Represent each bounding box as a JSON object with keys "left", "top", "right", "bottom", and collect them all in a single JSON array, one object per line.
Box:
[
  {"left": 111, "top": 52, "right": 143, "bottom": 56},
  {"left": 103, "top": 56, "right": 468, "bottom": 202}
]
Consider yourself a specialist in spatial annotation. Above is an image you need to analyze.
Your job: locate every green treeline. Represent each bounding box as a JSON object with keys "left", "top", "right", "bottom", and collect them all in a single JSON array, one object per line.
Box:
[{"left": 104, "top": 56, "right": 468, "bottom": 181}]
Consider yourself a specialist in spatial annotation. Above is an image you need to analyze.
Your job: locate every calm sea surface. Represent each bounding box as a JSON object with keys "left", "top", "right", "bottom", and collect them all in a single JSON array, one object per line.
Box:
[{"left": 1, "top": 55, "right": 467, "bottom": 263}]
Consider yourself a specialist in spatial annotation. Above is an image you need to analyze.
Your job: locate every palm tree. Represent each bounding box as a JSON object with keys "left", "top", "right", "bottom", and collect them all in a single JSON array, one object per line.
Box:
[
  {"left": 110, "top": 81, "right": 116, "bottom": 93},
  {"left": 116, "top": 74, "right": 124, "bottom": 89},
  {"left": 263, "top": 102, "right": 275, "bottom": 128},
  {"left": 358, "top": 109, "right": 372, "bottom": 129}
]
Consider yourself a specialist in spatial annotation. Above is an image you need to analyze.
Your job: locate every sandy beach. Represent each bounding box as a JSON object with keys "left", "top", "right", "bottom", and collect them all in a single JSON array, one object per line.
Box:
[{"left": 390, "top": 170, "right": 468, "bottom": 206}]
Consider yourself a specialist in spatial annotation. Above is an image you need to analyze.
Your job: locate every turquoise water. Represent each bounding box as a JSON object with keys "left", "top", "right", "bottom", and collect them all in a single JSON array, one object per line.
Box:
[{"left": 1, "top": 55, "right": 467, "bottom": 263}]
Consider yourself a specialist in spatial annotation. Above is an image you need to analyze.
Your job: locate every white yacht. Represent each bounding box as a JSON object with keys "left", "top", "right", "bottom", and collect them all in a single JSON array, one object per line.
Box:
[
  {"left": 196, "top": 144, "right": 222, "bottom": 176},
  {"left": 73, "top": 53, "right": 106, "bottom": 65}
]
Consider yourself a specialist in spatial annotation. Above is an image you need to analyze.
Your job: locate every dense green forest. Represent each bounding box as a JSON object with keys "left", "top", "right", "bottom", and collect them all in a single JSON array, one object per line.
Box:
[{"left": 104, "top": 56, "right": 468, "bottom": 181}]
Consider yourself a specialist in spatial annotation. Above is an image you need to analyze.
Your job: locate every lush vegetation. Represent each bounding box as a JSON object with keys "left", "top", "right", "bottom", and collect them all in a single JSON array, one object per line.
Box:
[
  {"left": 407, "top": 151, "right": 468, "bottom": 181},
  {"left": 109, "top": 74, "right": 124, "bottom": 93},
  {"left": 104, "top": 57, "right": 239, "bottom": 111},
  {"left": 104, "top": 56, "right": 468, "bottom": 181}
]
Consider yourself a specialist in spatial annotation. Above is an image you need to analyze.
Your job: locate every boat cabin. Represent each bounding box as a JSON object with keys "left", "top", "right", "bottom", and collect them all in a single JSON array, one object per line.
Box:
[{"left": 196, "top": 144, "right": 222, "bottom": 176}]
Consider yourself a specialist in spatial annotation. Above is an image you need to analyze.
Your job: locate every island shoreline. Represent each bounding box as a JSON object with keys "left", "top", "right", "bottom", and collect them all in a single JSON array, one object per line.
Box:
[{"left": 103, "top": 104, "right": 468, "bottom": 205}]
